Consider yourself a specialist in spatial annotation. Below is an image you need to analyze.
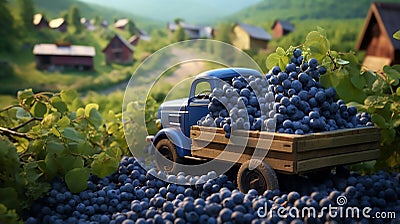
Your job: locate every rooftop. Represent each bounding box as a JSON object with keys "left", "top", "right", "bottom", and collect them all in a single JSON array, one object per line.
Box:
[
  {"left": 48, "top": 18, "right": 65, "bottom": 29},
  {"left": 33, "top": 44, "right": 96, "bottom": 57},
  {"left": 236, "top": 22, "right": 272, "bottom": 41}
]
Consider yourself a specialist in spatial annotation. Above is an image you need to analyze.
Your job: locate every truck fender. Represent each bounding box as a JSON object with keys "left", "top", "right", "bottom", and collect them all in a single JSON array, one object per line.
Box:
[{"left": 153, "top": 128, "right": 192, "bottom": 158}]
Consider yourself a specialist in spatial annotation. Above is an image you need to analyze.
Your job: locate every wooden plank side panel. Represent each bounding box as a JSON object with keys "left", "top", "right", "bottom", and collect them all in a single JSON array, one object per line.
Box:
[
  {"left": 296, "top": 149, "right": 380, "bottom": 172},
  {"left": 192, "top": 141, "right": 296, "bottom": 160},
  {"left": 191, "top": 126, "right": 379, "bottom": 154},
  {"left": 295, "top": 129, "right": 380, "bottom": 152},
  {"left": 191, "top": 146, "right": 295, "bottom": 173},
  {"left": 296, "top": 141, "right": 380, "bottom": 160},
  {"left": 191, "top": 127, "right": 294, "bottom": 153}
]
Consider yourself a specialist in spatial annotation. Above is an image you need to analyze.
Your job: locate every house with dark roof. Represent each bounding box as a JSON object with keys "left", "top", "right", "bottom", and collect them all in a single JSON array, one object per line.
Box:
[
  {"left": 356, "top": 2, "right": 400, "bottom": 71},
  {"left": 33, "top": 44, "right": 95, "bottom": 70},
  {"left": 167, "top": 22, "right": 214, "bottom": 39},
  {"left": 33, "top": 13, "right": 48, "bottom": 29},
  {"left": 232, "top": 22, "right": 272, "bottom": 51},
  {"left": 102, "top": 34, "right": 134, "bottom": 64},
  {"left": 271, "top": 20, "right": 294, "bottom": 38},
  {"left": 128, "top": 29, "right": 151, "bottom": 46},
  {"left": 48, "top": 18, "right": 67, "bottom": 32}
]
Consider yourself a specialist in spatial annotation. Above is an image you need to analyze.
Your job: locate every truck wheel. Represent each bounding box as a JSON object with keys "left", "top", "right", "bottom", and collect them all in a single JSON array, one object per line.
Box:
[
  {"left": 155, "top": 139, "right": 184, "bottom": 173},
  {"left": 237, "top": 160, "right": 279, "bottom": 194}
]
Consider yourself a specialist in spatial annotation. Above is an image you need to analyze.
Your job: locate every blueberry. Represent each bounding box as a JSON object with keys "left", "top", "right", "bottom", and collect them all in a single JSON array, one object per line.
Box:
[
  {"left": 293, "top": 49, "right": 302, "bottom": 58},
  {"left": 219, "top": 208, "right": 233, "bottom": 223}
]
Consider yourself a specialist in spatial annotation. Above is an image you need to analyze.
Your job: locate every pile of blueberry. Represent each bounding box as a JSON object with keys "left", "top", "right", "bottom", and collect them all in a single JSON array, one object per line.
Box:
[
  {"left": 25, "top": 156, "right": 400, "bottom": 224},
  {"left": 198, "top": 49, "right": 373, "bottom": 136},
  {"left": 197, "top": 74, "right": 276, "bottom": 138}
]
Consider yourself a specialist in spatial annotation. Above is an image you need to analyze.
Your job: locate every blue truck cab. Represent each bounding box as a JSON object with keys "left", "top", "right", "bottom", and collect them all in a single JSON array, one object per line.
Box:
[{"left": 150, "top": 68, "right": 262, "bottom": 169}]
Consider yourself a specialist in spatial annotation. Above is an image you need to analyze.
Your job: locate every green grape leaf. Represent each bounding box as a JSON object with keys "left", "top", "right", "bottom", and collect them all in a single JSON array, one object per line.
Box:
[
  {"left": 393, "top": 30, "right": 400, "bottom": 40},
  {"left": 24, "top": 162, "right": 42, "bottom": 182},
  {"left": 362, "top": 71, "right": 378, "bottom": 89},
  {"left": 77, "top": 141, "right": 98, "bottom": 156},
  {"left": 304, "top": 31, "right": 330, "bottom": 61},
  {"left": 372, "top": 78, "right": 386, "bottom": 93},
  {"left": 87, "top": 108, "right": 103, "bottom": 129},
  {"left": 60, "top": 89, "right": 79, "bottom": 104},
  {"left": 57, "top": 116, "right": 70, "bottom": 128},
  {"left": 266, "top": 53, "right": 279, "bottom": 70},
  {"left": 383, "top": 65, "right": 400, "bottom": 86},
  {"left": 85, "top": 103, "right": 99, "bottom": 118},
  {"left": 91, "top": 153, "right": 119, "bottom": 178},
  {"left": 105, "top": 146, "right": 122, "bottom": 159},
  {"left": 396, "top": 87, "right": 400, "bottom": 96},
  {"left": 41, "top": 112, "right": 61, "bottom": 129},
  {"left": 350, "top": 73, "right": 366, "bottom": 90},
  {"left": 32, "top": 101, "right": 47, "bottom": 117},
  {"left": 45, "top": 141, "right": 65, "bottom": 154},
  {"left": 393, "top": 119, "right": 400, "bottom": 128},
  {"left": 276, "top": 47, "right": 285, "bottom": 56},
  {"left": 371, "top": 114, "right": 386, "bottom": 128},
  {"left": 59, "top": 155, "right": 84, "bottom": 172},
  {"left": 62, "top": 127, "right": 84, "bottom": 142},
  {"left": 76, "top": 108, "right": 85, "bottom": 117},
  {"left": 16, "top": 107, "right": 31, "bottom": 119},
  {"left": 51, "top": 96, "right": 68, "bottom": 113},
  {"left": 0, "top": 188, "right": 19, "bottom": 210},
  {"left": 65, "top": 167, "right": 90, "bottom": 193},
  {"left": 27, "top": 139, "right": 45, "bottom": 155},
  {"left": 17, "top": 89, "right": 34, "bottom": 101},
  {"left": 44, "top": 153, "right": 58, "bottom": 178}
]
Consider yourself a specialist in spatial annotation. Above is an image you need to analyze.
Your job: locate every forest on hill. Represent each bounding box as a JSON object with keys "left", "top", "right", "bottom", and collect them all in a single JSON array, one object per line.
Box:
[{"left": 230, "top": 0, "right": 400, "bottom": 23}]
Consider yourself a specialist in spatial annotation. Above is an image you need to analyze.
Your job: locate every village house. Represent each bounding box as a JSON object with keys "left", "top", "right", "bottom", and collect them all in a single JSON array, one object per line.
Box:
[
  {"left": 80, "top": 17, "right": 96, "bottom": 31},
  {"left": 33, "top": 13, "right": 48, "bottom": 29},
  {"left": 48, "top": 18, "right": 67, "bottom": 32},
  {"left": 102, "top": 34, "right": 134, "bottom": 64},
  {"left": 271, "top": 20, "right": 294, "bottom": 38},
  {"left": 232, "top": 22, "right": 272, "bottom": 51},
  {"left": 128, "top": 29, "right": 151, "bottom": 46},
  {"left": 33, "top": 43, "right": 95, "bottom": 71},
  {"left": 356, "top": 2, "right": 400, "bottom": 71},
  {"left": 114, "top": 19, "right": 130, "bottom": 30},
  {"left": 167, "top": 22, "right": 214, "bottom": 39}
]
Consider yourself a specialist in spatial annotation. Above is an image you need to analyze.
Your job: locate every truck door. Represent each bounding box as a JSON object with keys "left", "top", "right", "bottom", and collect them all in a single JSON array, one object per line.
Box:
[{"left": 186, "top": 80, "right": 211, "bottom": 137}]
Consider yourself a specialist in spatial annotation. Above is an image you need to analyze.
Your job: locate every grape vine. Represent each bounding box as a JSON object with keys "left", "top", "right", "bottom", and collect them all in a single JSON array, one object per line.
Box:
[{"left": 0, "top": 89, "right": 128, "bottom": 218}]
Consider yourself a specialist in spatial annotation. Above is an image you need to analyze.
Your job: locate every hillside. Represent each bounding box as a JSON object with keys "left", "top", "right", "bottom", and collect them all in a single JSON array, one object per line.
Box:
[
  {"left": 229, "top": 0, "right": 400, "bottom": 23},
  {"left": 78, "top": 0, "right": 261, "bottom": 24},
  {"left": 33, "top": 0, "right": 161, "bottom": 30}
]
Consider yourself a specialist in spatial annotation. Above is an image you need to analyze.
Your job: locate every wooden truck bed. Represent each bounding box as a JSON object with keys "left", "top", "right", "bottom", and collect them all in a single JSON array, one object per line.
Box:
[{"left": 190, "top": 125, "right": 380, "bottom": 174}]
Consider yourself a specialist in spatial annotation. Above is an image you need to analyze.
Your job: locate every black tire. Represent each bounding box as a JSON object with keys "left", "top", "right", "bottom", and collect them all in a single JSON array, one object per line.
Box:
[
  {"left": 237, "top": 160, "right": 279, "bottom": 194},
  {"left": 155, "top": 139, "right": 184, "bottom": 173}
]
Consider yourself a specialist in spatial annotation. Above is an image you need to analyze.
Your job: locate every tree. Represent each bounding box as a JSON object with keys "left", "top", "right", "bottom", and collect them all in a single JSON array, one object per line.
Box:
[
  {"left": 126, "top": 19, "right": 137, "bottom": 36},
  {"left": 17, "top": 0, "right": 35, "bottom": 31},
  {"left": 173, "top": 26, "right": 187, "bottom": 42},
  {"left": 174, "top": 18, "right": 184, "bottom": 25},
  {"left": 215, "top": 23, "right": 233, "bottom": 44},
  {"left": 0, "top": 0, "right": 17, "bottom": 51},
  {"left": 68, "top": 5, "right": 82, "bottom": 33}
]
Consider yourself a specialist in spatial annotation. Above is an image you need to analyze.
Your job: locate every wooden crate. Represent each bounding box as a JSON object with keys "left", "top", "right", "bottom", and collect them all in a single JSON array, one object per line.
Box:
[{"left": 190, "top": 125, "right": 380, "bottom": 174}]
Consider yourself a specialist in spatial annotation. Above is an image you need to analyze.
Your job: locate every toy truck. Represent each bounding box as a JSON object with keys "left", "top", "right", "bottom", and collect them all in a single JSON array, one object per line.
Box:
[{"left": 148, "top": 68, "right": 380, "bottom": 193}]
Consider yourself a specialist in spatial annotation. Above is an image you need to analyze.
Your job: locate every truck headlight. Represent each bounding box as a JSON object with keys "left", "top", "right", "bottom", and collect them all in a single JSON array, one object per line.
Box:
[{"left": 156, "top": 119, "right": 162, "bottom": 130}]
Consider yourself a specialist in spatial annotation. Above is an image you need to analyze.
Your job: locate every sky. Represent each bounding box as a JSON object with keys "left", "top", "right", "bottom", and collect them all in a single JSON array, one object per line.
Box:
[{"left": 78, "top": 0, "right": 262, "bottom": 23}]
